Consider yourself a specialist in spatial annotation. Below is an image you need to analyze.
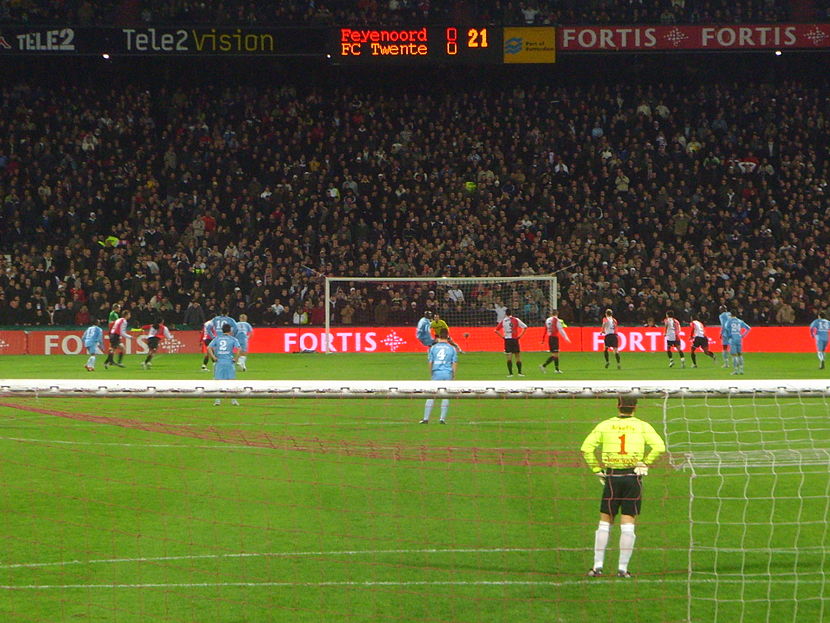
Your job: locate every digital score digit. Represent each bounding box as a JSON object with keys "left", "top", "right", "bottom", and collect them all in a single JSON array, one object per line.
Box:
[{"left": 335, "top": 26, "right": 502, "bottom": 63}]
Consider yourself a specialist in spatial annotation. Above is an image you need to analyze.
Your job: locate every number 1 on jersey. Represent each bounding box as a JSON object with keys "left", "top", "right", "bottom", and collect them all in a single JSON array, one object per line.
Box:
[{"left": 619, "top": 434, "right": 627, "bottom": 454}]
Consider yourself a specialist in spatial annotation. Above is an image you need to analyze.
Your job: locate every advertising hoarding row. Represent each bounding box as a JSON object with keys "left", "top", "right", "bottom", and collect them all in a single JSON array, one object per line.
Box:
[
  {"left": 0, "top": 326, "right": 819, "bottom": 355},
  {"left": 0, "top": 23, "right": 826, "bottom": 57}
]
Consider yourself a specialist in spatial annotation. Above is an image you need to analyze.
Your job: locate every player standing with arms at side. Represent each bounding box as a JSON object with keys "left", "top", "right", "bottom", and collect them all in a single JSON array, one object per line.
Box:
[
  {"left": 82, "top": 319, "right": 104, "bottom": 371},
  {"left": 200, "top": 319, "right": 217, "bottom": 371},
  {"left": 416, "top": 310, "right": 435, "bottom": 348},
  {"left": 718, "top": 306, "right": 732, "bottom": 368},
  {"left": 208, "top": 323, "right": 240, "bottom": 407},
  {"left": 809, "top": 311, "right": 829, "bottom": 369},
  {"left": 601, "top": 309, "right": 621, "bottom": 369},
  {"left": 495, "top": 309, "right": 527, "bottom": 377},
  {"left": 581, "top": 396, "right": 666, "bottom": 578},
  {"left": 430, "top": 312, "right": 464, "bottom": 353},
  {"left": 725, "top": 314, "right": 751, "bottom": 375},
  {"left": 104, "top": 303, "right": 121, "bottom": 366},
  {"left": 420, "top": 328, "right": 458, "bottom": 424},
  {"left": 235, "top": 313, "right": 253, "bottom": 371},
  {"left": 689, "top": 315, "right": 715, "bottom": 367},
  {"left": 663, "top": 311, "right": 686, "bottom": 368},
  {"left": 539, "top": 309, "right": 570, "bottom": 374},
  {"left": 104, "top": 310, "right": 132, "bottom": 369},
  {"left": 142, "top": 318, "right": 173, "bottom": 369}
]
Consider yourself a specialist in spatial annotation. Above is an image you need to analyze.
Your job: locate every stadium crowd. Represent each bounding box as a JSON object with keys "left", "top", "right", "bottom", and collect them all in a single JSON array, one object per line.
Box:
[
  {"left": 0, "top": 0, "right": 806, "bottom": 27},
  {"left": 0, "top": 75, "right": 828, "bottom": 329}
]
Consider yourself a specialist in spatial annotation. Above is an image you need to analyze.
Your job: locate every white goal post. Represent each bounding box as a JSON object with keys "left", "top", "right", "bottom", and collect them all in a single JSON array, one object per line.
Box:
[{"left": 322, "top": 275, "right": 558, "bottom": 353}]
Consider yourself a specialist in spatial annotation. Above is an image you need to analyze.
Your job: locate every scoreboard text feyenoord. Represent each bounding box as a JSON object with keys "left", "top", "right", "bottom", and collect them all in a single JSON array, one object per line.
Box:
[{"left": 335, "top": 26, "right": 555, "bottom": 64}]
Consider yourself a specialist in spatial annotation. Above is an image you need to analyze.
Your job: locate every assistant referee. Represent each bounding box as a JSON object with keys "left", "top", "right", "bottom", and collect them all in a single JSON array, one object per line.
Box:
[{"left": 580, "top": 396, "right": 666, "bottom": 578}]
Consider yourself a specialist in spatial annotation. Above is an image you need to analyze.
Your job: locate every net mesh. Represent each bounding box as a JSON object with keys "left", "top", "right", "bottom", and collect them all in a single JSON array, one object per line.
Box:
[
  {"left": 324, "top": 276, "right": 556, "bottom": 352},
  {"left": 663, "top": 391, "right": 830, "bottom": 623}
]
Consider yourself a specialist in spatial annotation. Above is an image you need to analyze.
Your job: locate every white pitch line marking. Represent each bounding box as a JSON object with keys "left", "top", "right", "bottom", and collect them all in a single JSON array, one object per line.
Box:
[
  {"left": 0, "top": 547, "right": 557, "bottom": 570},
  {"left": 1, "top": 577, "right": 823, "bottom": 590}
]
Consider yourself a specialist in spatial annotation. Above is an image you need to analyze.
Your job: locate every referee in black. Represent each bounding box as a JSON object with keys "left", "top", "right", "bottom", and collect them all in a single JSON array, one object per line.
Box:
[{"left": 580, "top": 396, "right": 666, "bottom": 578}]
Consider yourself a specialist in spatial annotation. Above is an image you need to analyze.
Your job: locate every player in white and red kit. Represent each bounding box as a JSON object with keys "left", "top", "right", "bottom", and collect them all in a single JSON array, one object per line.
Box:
[
  {"left": 540, "top": 310, "right": 571, "bottom": 374},
  {"left": 689, "top": 315, "right": 715, "bottom": 367},
  {"left": 495, "top": 309, "right": 528, "bottom": 377},
  {"left": 601, "top": 309, "right": 621, "bottom": 369},
  {"left": 201, "top": 319, "right": 217, "bottom": 371},
  {"left": 141, "top": 318, "right": 174, "bottom": 369},
  {"left": 104, "top": 310, "right": 132, "bottom": 369},
  {"left": 663, "top": 310, "right": 686, "bottom": 368}
]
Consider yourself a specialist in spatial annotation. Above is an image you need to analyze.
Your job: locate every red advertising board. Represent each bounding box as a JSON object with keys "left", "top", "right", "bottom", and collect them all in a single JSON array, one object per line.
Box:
[
  {"left": 247, "top": 326, "right": 819, "bottom": 354},
  {"left": 0, "top": 331, "right": 28, "bottom": 355},
  {"left": 0, "top": 326, "right": 821, "bottom": 355},
  {"left": 559, "top": 24, "right": 830, "bottom": 51},
  {"left": 25, "top": 330, "right": 204, "bottom": 355}
]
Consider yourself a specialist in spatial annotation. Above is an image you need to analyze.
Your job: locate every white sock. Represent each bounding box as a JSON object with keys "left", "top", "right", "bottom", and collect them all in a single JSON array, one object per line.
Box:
[
  {"left": 239, "top": 356, "right": 246, "bottom": 366},
  {"left": 618, "top": 523, "right": 636, "bottom": 572},
  {"left": 593, "top": 521, "right": 611, "bottom": 569},
  {"left": 87, "top": 356, "right": 95, "bottom": 367},
  {"left": 439, "top": 399, "right": 449, "bottom": 422},
  {"left": 818, "top": 352, "right": 824, "bottom": 362},
  {"left": 738, "top": 355, "right": 744, "bottom": 370},
  {"left": 423, "top": 399, "right": 434, "bottom": 422},
  {"left": 722, "top": 350, "right": 729, "bottom": 363}
]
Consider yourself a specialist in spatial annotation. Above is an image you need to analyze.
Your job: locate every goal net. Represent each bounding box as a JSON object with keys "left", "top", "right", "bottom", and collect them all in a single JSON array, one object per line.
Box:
[
  {"left": 663, "top": 387, "right": 830, "bottom": 623},
  {"left": 0, "top": 379, "right": 827, "bottom": 623},
  {"left": 323, "top": 276, "right": 557, "bottom": 353}
]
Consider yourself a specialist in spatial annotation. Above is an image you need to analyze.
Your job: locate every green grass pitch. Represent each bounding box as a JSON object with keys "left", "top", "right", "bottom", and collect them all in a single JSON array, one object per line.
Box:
[{"left": 0, "top": 351, "right": 828, "bottom": 622}]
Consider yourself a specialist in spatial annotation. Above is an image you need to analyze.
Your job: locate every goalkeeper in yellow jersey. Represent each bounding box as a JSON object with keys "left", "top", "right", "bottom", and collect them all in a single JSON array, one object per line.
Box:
[
  {"left": 430, "top": 312, "right": 464, "bottom": 353},
  {"left": 580, "top": 396, "right": 666, "bottom": 579}
]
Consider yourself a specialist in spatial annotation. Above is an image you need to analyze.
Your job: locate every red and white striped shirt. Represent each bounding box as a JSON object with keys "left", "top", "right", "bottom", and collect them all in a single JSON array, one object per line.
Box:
[
  {"left": 601, "top": 316, "right": 617, "bottom": 335},
  {"left": 545, "top": 316, "right": 565, "bottom": 337},
  {"left": 497, "top": 316, "right": 527, "bottom": 339},
  {"left": 691, "top": 320, "right": 706, "bottom": 338},
  {"left": 664, "top": 318, "right": 681, "bottom": 341},
  {"left": 145, "top": 323, "right": 173, "bottom": 340},
  {"left": 110, "top": 317, "right": 130, "bottom": 338}
]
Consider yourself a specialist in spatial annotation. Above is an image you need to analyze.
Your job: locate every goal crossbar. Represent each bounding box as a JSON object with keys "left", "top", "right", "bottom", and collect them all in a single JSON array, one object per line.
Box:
[{"left": 3, "top": 379, "right": 829, "bottom": 399}]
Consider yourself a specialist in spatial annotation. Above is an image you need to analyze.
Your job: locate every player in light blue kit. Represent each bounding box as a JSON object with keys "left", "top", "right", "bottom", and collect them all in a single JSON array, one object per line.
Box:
[
  {"left": 208, "top": 323, "right": 241, "bottom": 406},
  {"left": 725, "top": 315, "right": 751, "bottom": 375},
  {"left": 718, "top": 306, "right": 732, "bottom": 368},
  {"left": 416, "top": 310, "right": 436, "bottom": 348},
  {"left": 809, "top": 311, "right": 829, "bottom": 369},
  {"left": 235, "top": 313, "right": 253, "bottom": 371},
  {"left": 420, "top": 328, "right": 458, "bottom": 424},
  {"left": 210, "top": 309, "right": 238, "bottom": 342},
  {"left": 82, "top": 320, "right": 105, "bottom": 371}
]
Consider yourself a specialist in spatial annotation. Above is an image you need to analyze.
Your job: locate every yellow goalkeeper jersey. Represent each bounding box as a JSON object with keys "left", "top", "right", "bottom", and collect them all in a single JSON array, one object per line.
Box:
[
  {"left": 580, "top": 416, "right": 666, "bottom": 472},
  {"left": 430, "top": 319, "right": 450, "bottom": 336}
]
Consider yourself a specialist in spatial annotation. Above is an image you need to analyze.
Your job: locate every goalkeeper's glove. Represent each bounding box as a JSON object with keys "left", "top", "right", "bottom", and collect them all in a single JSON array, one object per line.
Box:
[
  {"left": 634, "top": 462, "right": 649, "bottom": 476},
  {"left": 594, "top": 470, "right": 606, "bottom": 486}
]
